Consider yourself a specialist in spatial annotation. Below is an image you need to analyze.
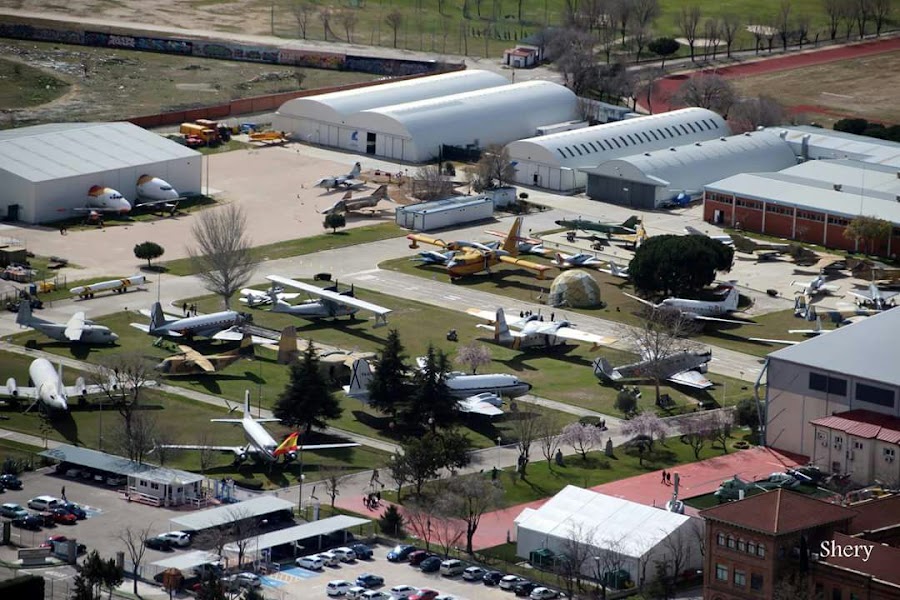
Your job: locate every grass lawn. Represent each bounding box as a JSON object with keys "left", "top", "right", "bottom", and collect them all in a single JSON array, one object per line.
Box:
[
  {"left": 160, "top": 222, "right": 404, "bottom": 276},
  {"left": 0, "top": 57, "right": 69, "bottom": 109},
  {"left": 0, "top": 438, "right": 45, "bottom": 470}
]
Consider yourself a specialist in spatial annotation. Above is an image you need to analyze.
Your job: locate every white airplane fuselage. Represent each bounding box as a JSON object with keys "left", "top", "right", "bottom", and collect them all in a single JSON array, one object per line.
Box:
[
  {"left": 661, "top": 298, "right": 731, "bottom": 317},
  {"left": 87, "top": 186, "right": 132, "bottom": 213},
  {"left": 274, "top": 299, "right": 357, "bottom": 318},
  {"left": 136, "top": 176, "right": 179, "bottom": 203},
  {"left": 445, "top": 372, "right": 532, "bottom": 398},
  {"left": 242, "top": 417, "right": 279, "bottom": 462},
  {"left": 28, "top": 359, "right": 69, "bottom": 412},
  {"left": 154, "top": 311, "right": 241, "bottom": 336}
]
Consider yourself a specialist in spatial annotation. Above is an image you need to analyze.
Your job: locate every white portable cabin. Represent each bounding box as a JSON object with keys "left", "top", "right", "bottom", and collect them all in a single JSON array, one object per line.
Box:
[{"left": 396, "top": 195, "right": 494, "bottom": 232}]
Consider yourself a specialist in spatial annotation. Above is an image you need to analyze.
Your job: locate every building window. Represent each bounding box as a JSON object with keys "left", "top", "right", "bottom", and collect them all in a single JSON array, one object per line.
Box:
[
  {"left": 716, "top": 564, "right": 728, "bottom": 581},
  {"left": 626, "top": 134, "right": 637, "bottom": 145},
  {"left": 757, "top": 544, "right": 766, "bottom": 558},
  {"left": 748, "top": 541, "right": 757, "bottom": 555},
  {"left": 737, "top": 539, "right": 746, "bottom": 552},
  {"left": 856, "top": 382, "right": 896, "bottom": 407},
  {"left": 832, "top": 587, "right": 842, "bottom": 600},
  {"left": 854, "top": 441, "right": 863, "bottom": 450},
  {"left": 809, "top": 372, "right": 847, "bottom": 396},
  {"left": 734, "top": 570, "right": 746, "bottom": 587},
  {"left": 727, "top": 535, "right": 736, "bottom": 549},
  {"left": 885, "top": 448, "right": 896, "bottom": 458},
  {"left": 717, "top": 533, "right": 726, "bottom": 546},
  {"left": 751, "top": 573, "right": 763, "bottom": 591}
]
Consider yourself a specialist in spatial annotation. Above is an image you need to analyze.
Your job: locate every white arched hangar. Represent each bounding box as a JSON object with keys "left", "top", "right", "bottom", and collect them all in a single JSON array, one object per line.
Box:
[
  {"left": 583, "top": 130, "right": 798, "bottom": 209},
  {"left": 272, "top": 69, "right": 508, "bottom": 148},
  {"left": 504, "top": 107, "right": 730, "bottom": 192},
  {"left": 343, "top": 80, "right": 579, "bottom": 163}
]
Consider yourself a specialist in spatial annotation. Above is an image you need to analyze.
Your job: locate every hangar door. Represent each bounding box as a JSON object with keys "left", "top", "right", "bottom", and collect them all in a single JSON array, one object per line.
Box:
[{"left": 586, "top": 176, "right": 656, "bottom": 209}]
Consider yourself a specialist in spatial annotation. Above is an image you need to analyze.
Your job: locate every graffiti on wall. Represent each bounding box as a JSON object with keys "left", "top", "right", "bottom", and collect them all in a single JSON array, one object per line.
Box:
[
  {"left": 194, "top": 42, "right": 278, "bottom": 63},
  {"left": 278, "top": 48, "right": 346, "bottom": 70},
  {"left": 345, "top": 55, "right": 439, "bottom": 76},
  {"left": 83, "top": 31, "right": 192, "bottom": 55},
  {"left": 0, "top": 23, "right": 83, "bottom": 44}
]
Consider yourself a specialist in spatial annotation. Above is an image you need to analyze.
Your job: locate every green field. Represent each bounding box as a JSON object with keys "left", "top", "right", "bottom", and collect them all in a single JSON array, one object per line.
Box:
[
  {"left": 160, "top": 222, "right": 404, "bottom": 276},
  {"left": 381, "top": 256, "right": 835, "bottom": 357},
  {"left": 0, "top": 57, "right": 70, "bottom": 109}
]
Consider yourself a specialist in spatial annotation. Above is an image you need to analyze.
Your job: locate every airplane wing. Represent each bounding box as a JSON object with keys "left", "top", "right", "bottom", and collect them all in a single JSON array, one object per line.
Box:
[
  {"left": 176, "top": 346, "right": 215, "bottom": 372},
  {"left": 210, "top": 417, "right": 281, "bottom": 424},
  {"left": 748, "top": 337, "right": 799, "bottom": 346},
  {"left": 822, "top": 284, "right": 841, "bottom": 292},
  {"left": 64, "top": 312, "right": 86, "bottom": 341},
  {"left": 0, "top": 385, "right": 39, "bottom": 399},
  {"left": 544, "top": 326, "right": 616, "bottom": 347},
  {"left": 497, "top": 255, "right": 553, "bottom": 277},
  {"left": 299, "top": 443, "right": 361, "bottom": 450},
  {"left": 72, "top": 206, "right": 125, "bottom": 213},
  {"left": 266, "top": 276, "right": 392, "bottom": 326},
  {"left": 623, "top": 292, "right": 655, "bottom": 308},
  {"left": 211, "top": 327, "right": 272, "bottom": 345},
  {"left": 667, "top": 370, "right": 714, "bottom": 389},
  {"left": 693, "top": 315, "right": 758, "bottom": 325},
  {"left": 465, "top": 308, "right": 528, "bottom": 329},
  {"left": 483, "top": 229, "right": 541, "bottom": 245},
  {"left": 847, "top": 290, "right": 875, "bottom": 301},
  {"left": 63, "top": 382, "right": 107, "bottom": 397},
  {"left": 406, "top": 233, "right": 450, "bottom": 249},
  {"left": 158, "top": 444, "right": 247, "bottom": 455},
  {"left": 456, "top": 396, "right": 504, "bottom": 417},
  {"left": 138, "top": 308, "right": 182, "bottom": 320}
]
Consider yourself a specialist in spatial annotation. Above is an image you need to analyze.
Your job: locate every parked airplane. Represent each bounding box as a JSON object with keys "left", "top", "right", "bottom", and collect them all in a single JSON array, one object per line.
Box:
[
  {"left": 158, "top": 391, "right": 358, "bottom": 464},
  {"left": 592, "top": 350, "right": 714, "bottom": 389},
  {"left": 684, "top": 225, "right": 734, "bottom": 246},
  {"left": 552, "top": 252, "right": 603, "bottom": 269},
  {"left": 314, "top": 162, "right": 364, "bottom": 190},
  {"left": 407, "top": 217, "right": 552, "bottom": 280},
  {"left": 344, "top": 359, "right": 529, "bottom": 416},
  {"left": 730, "top": 233, "right": 792, "bottom": 260},
  {"left": 155, "top": 333, "right": 254, "bottom": 375},
  {"left": 411, "top": 250, "right": 456, "bottom": 265},
  {"left": 848, "top": 282, "right": 899, "bottom": 310},
  {"left": 75, "top": 186, "right": 132, "bottom": 214},
  {"left": 70, "top": 274, "right": 146, "bottom": 299},
  {"left": 791, "top": 273, "right": 840, "bottom": 298},
  {"left": 135, "top": 175, "right": 181, "bottom": 212},
  {"left": 320, "top": 185, "right": 391, "bottom": 215},
  {"left": 265, "top": 276, "right": 393, "bottom": 326},
  {"left": 239, "top": 286, "right": 301, "bottom": 307},
  {"left": 555, "top": 216, "right": 640, "bottom": 236},
  {"left": 16, "top": 302, "right": 118, "bottom": 344},
  {"left": 1, "top": 359, "right": 118, "bottom": 413},
  {"left": 625, "top": 285, "right": 749, "bottom": 324},
  {"left": 749, "top": 317, "right": 829, "bottom": 346},
  {"left": 466, "top": 308, "right": 616, "bottom": 350},
  {"left": 130, "top": 302, "right": 250, "bottom": 341},
  {"left": 483, "top": 228, "right": 550, "bottom": 256},
  {"left": 597, "top": 260, "right": 629, "bottom": 279}
]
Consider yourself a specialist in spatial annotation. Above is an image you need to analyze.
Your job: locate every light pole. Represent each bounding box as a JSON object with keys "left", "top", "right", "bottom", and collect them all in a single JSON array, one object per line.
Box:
[{"left": 297, "top": 447, "right": 304, "bottom": 519}]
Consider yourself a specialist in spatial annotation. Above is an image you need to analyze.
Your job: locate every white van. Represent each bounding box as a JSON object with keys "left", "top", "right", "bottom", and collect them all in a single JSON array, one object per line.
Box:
[
  {"left": 440, "top": 559, "right": 465, "bottom": 576},
  {"left": 27, "top": 496, "right": 63, "bottom": 511},
  {"left": 296, "top": 555, "right": 325, "bottom": 571}
]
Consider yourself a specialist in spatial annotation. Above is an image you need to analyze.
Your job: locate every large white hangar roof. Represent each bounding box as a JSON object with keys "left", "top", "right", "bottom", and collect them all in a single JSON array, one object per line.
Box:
[
  {"left": 772, "top": 125, "right": 900, "bottom": 167},
  {"left": 348, "top": 80, "right": 578, "bottom": 161},
  {"left": 583, "top": 130, "right": 797, "bottom": 191},
  {"left": 505, "top": 107, "right": 730, "bottom": 169},
  {"left": 275, "top": 69, "right": 509, "bottom": 124},
  {"left": 0, "top": 122, "right": 199, "bottom": 183}
]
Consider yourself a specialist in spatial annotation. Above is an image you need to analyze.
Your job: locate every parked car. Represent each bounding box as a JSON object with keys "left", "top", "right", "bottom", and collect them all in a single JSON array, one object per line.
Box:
[
  {"left": 514, "top": 581, "right": 538, "bottom": 596},
  {"left": 296, "top": 555, "right": 325, "bottom": 571},
  {"left": 419, "top": 557, "right": 442, "bottom": 573},
  {"left": 333, "top": 547, "right": 357, "bottom": 562},
  {"left": 49, "top": 508, "right": 77, "bottom": 525},
  {"left": 483, "top": 571, "right": 504, "bottom": 586},
  {"left": 434, "top": 596, "right": 456, "bottom": 600},
  {"left": 0, "top": 474, "right": 23, "bottom": 490},
  {"left": 387, "top": 544, "right": 417, "bottom": 562},
  {"left": 360, "top": 592, "right": 390, "bottom": 600},
  {"left": 40, "top": 535, "right": 87, "bottom": 555},
  {"left": 105, "top": 476, "right": 126, "bottom": 487},
  {"left": 0, "top": 502, "right": 28, "bottom": 519},
  {"left": 408, "top": 551, "right": 432, "bottom": 566},
  {"left": 347, "top": 586, "right": 369, "bottom": 599},
  {"left": 351, "top": 543, "right": 374, "bottom": 560},
  {"left": 463, "top": 566, "right": 486, "bottom": 581},
  {"left": 318, "top": 551, "right": 341, "bottom": 567},
  {"left": 409, "top": 590, "right": 440, "bottom": 600},
  {"left": 223, "top": 572, "right": 261, "bottom": 590},
  {"left": 500, "top": 575, "right": 526, "bottom": 590},
  {"left": 530, "top": 587, "right": 563, "bottom": 599},
  {"left": 356, "top": 573, "right": 385, "bottom": 588},
  {"left": 194, "top": 562, "right": 225, "bottom": 579},
  {"left": 61, "top": 502, "right": 86, "bottom": 520},
  {"left": 388, "top": 584, "right": 418, "bottom": 600},
  {"left": 326, "top": 580, "right": 353, "bottom": 596},
  {"left": 144, "top": 536, "right": 175, "bottom": 551},
  {"left": 159, "top": 531, "right": 191, "bottom": 547},
  {"left": 440, "top": 559, "right": 465, "bottom": 577},
  {"left": 12, "top": 514, "right": 42, "bottom": 530},
  {"left": 27, "top": 496, "right": 63, "bottom": 512}
]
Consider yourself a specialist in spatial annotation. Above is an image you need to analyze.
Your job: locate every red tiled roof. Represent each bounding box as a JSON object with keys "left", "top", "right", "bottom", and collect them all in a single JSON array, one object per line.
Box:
[
  {"left": 819, "top": 532, "right": 900, "bottom": 586},
  {"left": 849, "top": 495, "right": 900, "bottom": 534},
  {"left": 810, "top": 409, "right": 900, "bottom": 444},
  {"left": 700, "top": 488, "right": 857, "bottom": 535}
]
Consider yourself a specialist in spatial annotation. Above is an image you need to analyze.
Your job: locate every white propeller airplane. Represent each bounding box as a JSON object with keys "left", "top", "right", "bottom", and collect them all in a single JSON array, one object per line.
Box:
[
  {"left": 314, "top": 162, "right": 364, "bottom": 191},
  {"left": 343, "top": 359, "right": 528, "bottom": 417},
  {"left": 157, "top": 391, "right": 359, "bottom": 464},
  {"left": 791, "top": 273, "right": 840, "bottom": 298},
  {"left": 749, "top": 317, "right": 829, "bottom": 346},
  {"left": 593, "top": 350, "right": 714, "bottom": 390},
  {"left": 16, "top": 302, "right": 118, "bottom": 344},
  {"left": 265, "top": 276, "right": 393, "bottom": 327},
  {"left": 70, "top": 274, "right": 146, "bottom": 300},
  {"left": 130, "top": 302, "right": 253, "bottom": 341},
  {"left": 551, "top": 252, "right": 604, "bottom": 269},
  {"left": 625, "top": 285, "right": 750, "bottom": 325},
  {"left": 597, "top": 260, "right": 629, "bottom": 279},
  {"left": 466, "top": 308, "right": 616, "bottom": 351}
]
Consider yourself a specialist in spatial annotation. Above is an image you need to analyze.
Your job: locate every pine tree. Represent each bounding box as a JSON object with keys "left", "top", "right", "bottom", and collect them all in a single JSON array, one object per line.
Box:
[
  {"left": 405, "top": 345, "right": 457, "bottom": 431},
  {"left": 274, "top": 340, "right": 342, "bottom": 434},
  {"left": 368, "top": 329, "right": 412, "bottom": 420},
  {"left": 101, "top": 557, "right": 123, "bottom": 600},
  {"left": 70, "top": 574, "right": 95, "bottom": 600}
]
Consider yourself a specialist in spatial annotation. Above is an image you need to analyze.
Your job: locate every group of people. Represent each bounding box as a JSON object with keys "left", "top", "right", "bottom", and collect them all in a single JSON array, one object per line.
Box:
[
  {"left": 660, "top": 470, "right": 675, "bottom": 485},
  {"left": 181, "top": 302, "right": 198, "bottom": 317},
  {"left": 519, "top": 310, "right": 553, "bottom": 321},
  {"left": 363, "top": 492, "right": 381, "bottom": 510}
]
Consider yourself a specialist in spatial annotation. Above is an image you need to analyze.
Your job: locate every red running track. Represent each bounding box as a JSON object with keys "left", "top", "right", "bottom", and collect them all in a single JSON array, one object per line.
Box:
[{"left": 650, "top": 36, "right": 900, "bottom": 113}]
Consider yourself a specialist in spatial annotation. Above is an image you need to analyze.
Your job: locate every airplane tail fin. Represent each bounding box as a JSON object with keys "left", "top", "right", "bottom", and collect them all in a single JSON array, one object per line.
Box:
[
  {"left": 342, "top": 191, "right": 352, "bottom": 200},
  {"left": 349, "top": 162, "right": 362, "bottom": 178},
  {"left": 238, "top": 333, "right": 255, "bottom": 358},
  {"left": 15, "top": 300, "right": 33, "bottom": 327},
  {"left": 725, "top": 286, "right": 739, "bottom": 311},
  {"left": 149, "top": 302, "right": 168, "bottom": 331},
  {"left": 373, "top": 185, "right": 389, "bottom": 200},
  {"left": 592, "top": 357, "right": 617, "bottom": 381},
  {"left": 502, "top": 217, "right": 523, "bottom": 255},
  {"left": 277, "top": 326, "right": 299, "bottom": 364},
  {"left": 494, "top": 308, "right": 514, "bottom": 345},
  {"left": 346, "top": 359, "right": 374, "bottom": 399},
  {"left": 622, "top": 215, "right": 640, "bottom": 230},
  {"left": 243, "top": 390, "right": 251, "bottom": 419}
]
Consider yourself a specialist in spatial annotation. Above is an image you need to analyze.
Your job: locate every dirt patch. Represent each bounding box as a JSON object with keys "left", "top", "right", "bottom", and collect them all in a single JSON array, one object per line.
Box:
[
  {"left": 730, "top": 50, "right": 900, "bottom": 124},
  {"left": 0, "top": 38, "right": 378, "bottom": 127}
]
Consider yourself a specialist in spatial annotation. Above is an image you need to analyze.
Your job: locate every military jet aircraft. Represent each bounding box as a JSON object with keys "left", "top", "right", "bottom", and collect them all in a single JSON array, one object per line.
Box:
[
  {"left": 556, "top": 215, "right": 641, "bottom": 236},
  {"left": 314, "top": 162, "right": 364, "bottom": 190},
  {"left": 319, "top": 185, "right": 391, "bottom": 215}
]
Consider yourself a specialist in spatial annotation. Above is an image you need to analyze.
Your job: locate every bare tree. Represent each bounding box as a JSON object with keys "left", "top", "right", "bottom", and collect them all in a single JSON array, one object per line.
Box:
[
  {"left": 189, "top": 204, "right": 256, "bottom": 309},
  {"left": 611, "top": 0, "right": 634, "bottom": 46},
  {"left": 796, "top": 12, "right": 811, "bottom": 48},
  {"left": 703, "top": 18, "right": 721, "bottom": 59},
  {"left": 413, "top": 164, "right": 451, "bottom": 201},
  {"left": 689, "top": 517, "right": 706, "bottom": 561},
  {"left": 597, "top": 16, "right": 619, "bottom": 63},
  {"left": 773, "top": 570, "right": 815, "bottom": 600},
  {"left": 680, "top": 412, "right": 715, "bottom": 459},
  {"left": 631, "top": 0, "right": 661, "bottom": 59},
  {"left": 291, "top": 1, "right": 315, "bottom": 39},
  {"left": 708, "top": 409, "right": 733, "bottom": 453},
  {"left": 557, "top": 522, "right": 599, "bottom": 598},
  {"left": 729, "top": 95, "right": 785, "bottom": 132},
  {"left": 511, "top": 411, "right": 541, "bottom": 478},
  {"left": 841, "top": 0, "right": 857, "bottom": 39},
  {"left": 197, "top": 430, "right": 217, "bottom": 477},
  {"left": 122, "top": 412, "right": 157, "bottom": 465},
  {"left": 656, "top": 527, "right": 694, "bottom": 597},
  {"left": 672, "top": 73, "right": 736, "bottom": 116},
  {"left": 677, "top": 5, "right": 702, "bottom": 61},
  {"left": 720, "top": 13, "right": 741, "bottom": 57},
  {"left": 431, "top": 503, "right": 466, "bottom": 557},
  {"left": 853, "top": 0, "right": 871, "bottom": 37},
  {"left": 474, "top": 143, "right": 517, "bottom": 189},
  {"left": 385, "top": 10, "right": 404, "bottom": 48},
  {"left": 226, "top": 507, "right": 257, "bottom": 569},
  {"left": 323, "top": 471, "right": 345, "bottom": 508},
  {"left": 443, "top": 475, "right": 504, "bottom": 554},
  {"left": 454, "top": 341, "right": 492, "bottom": 374},
  {"left": 388, "top": 450, "right": 412, "bottom": 503},
  {"left": 404, "top": 499, "right": 437, "bottom": 551},
  {"left": 561, "top": 422, "right": 603, "bottom": 459},
  {"left": 338, "top": 10, "right": 359, "bottom": 43},
  {"left": 777, "top": 0, "right": 793, "bottom": 50},
  {"left": 537, "top": 412, "right": 564, "bottom": 468},
  {"left": 546, "top": 28, "right": 601, "bottom": 95},
  {"left": 631, "top": 23, "right": 652, "bottom": 61},
  {"left": 119, "top": 525, "right": 152, "bottom": 595},
  {"left": 871, "top": 0, "right": 891, "bottom": 35},
  {"left": 822, "top": 0, "right": 843, "bottom": 39},
  {"left": 622, "top": 308, "right": 699, "bottom": 404},
  {"left": 594, "top": 535, "right": 629, "bottom": 599}
]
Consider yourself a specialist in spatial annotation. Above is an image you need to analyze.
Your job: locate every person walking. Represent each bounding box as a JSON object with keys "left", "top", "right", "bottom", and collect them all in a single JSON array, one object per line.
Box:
[{"left": 661, "top": 470, "right": 667, "bottom": 485}]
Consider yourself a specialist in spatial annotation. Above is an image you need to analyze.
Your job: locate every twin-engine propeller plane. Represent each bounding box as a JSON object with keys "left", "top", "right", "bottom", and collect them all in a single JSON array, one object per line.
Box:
[
  {"left": 407, "top": 217, "right": 552, "bottom": 280},
  {"left": 467, "top": 308, "right": 616, "bottom": 351},
  {"left": 155, "top": 333, "right": 255, "bottom": 375},
  {"left": 260, "top": 276, "right": 393, "bottom": 327},
  {"left": 593, "top": 350, "right": 715, "bottom": 390},
  {"left": 625, "top": 285, "right": 750, "bottom": 325},
  {"left": 131, "top": 302, "right": 255, "bottom": 342},
  {"left": 16, "top": 302, "right": 118, "bottom": 345},
  {"left": 157, "top": 391, "right": 359, "bottom": 464}
]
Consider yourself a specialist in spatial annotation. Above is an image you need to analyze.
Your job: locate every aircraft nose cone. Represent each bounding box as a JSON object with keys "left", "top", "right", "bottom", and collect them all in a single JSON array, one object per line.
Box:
[{"left": 110, "top": 332, "right": 119, "bottom": 341}]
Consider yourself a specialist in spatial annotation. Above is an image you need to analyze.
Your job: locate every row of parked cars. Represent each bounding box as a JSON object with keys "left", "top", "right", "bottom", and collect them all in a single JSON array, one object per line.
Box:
[
  {"left": 296, "top": 543, "right": 375, "bottom": 571},
  {"left": 0, "top": 494, "right": 88, "bottom": 531},
  {"left": 144, "top": 530, "right": 193, "bottom": 551}
]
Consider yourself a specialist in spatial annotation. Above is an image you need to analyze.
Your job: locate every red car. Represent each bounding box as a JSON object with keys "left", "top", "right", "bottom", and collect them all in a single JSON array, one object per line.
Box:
[
  {"left": 49, "top": 508, "right": 77, "bottom": 524},
  {"left": 409, "top": 590, "right": 440, "bottom": 600},
  {"left": 41, "top": 535, "right": 68, "bottom": 548},
  {"left": 408, "top": 550, "right": 432, "bottom": 566}
]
